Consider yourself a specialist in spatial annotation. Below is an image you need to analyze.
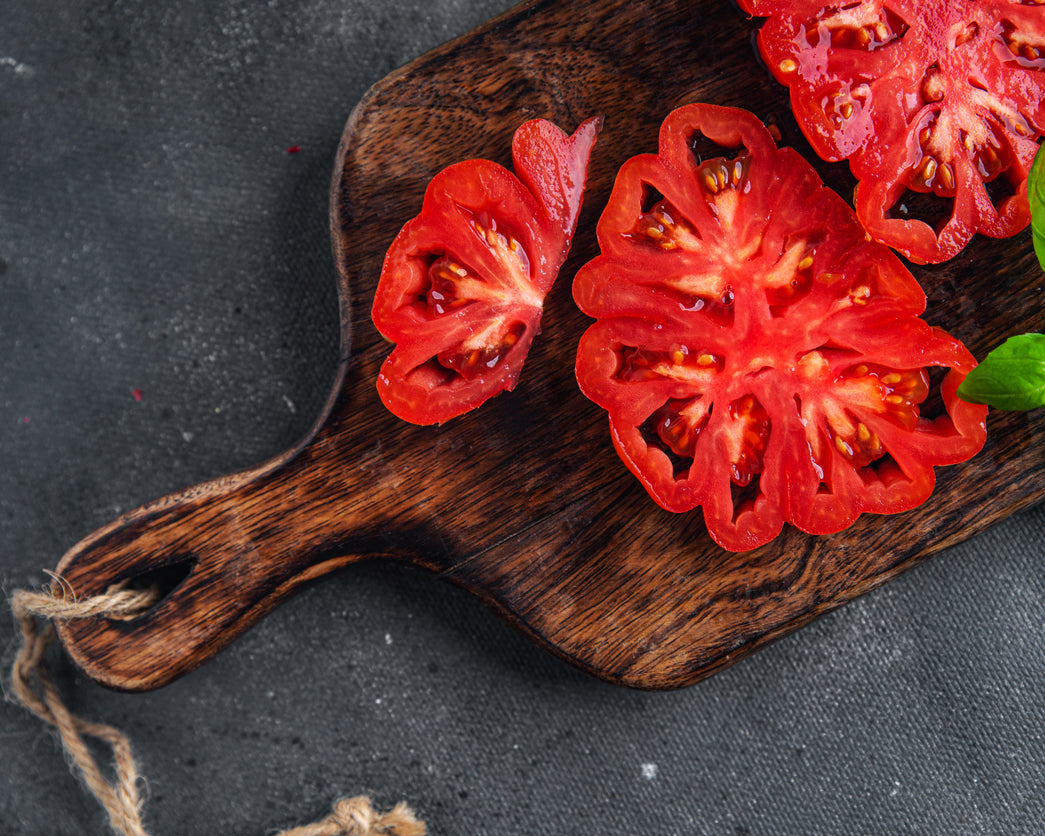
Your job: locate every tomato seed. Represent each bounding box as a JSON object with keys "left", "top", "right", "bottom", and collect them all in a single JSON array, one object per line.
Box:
[
  {"left": 849, "top": 285, "right": 870, "bottom": 305},
  {"left": 920, "top": 66, "right": 944, "bottom": 103},
  {"left": 938, "top": 163, "right": 956, "bottom": 192},
  {"left": 954, "top": 22, "right": 978, "bottom": 47},
  {"left": 921, "top": 156, "right": 938, "bottom": 185}
]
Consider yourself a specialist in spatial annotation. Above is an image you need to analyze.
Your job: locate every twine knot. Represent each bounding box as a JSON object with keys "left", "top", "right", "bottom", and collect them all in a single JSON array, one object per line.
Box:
[
  {"left": 275, "top": 794, "right": 426, "bottom": 831},
  {"left": 331, "top": 797, "right": 385, "bottom": 834},
  {"left": 279, "top": 796, "right": 425, "bottom": 836}
]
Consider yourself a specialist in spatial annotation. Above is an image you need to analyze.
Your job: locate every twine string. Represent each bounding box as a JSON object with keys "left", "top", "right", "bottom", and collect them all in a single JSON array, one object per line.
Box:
[
  {"left": 8, "top": 581, "right": 425, "bottom": 836},
  {"left": 10, "top": 586, "right": 154, "bottom": 836}
]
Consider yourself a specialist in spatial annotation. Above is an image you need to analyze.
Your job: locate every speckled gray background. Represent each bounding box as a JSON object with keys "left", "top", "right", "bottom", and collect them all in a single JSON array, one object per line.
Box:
[{"left": 2, "top": 1, "right": 1044, "bottom": 833}]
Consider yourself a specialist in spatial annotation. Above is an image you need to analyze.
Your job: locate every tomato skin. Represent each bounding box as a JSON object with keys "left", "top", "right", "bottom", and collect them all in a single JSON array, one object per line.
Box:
[
  {"left": 738, "top": 0, "right": 1045, "bottom": 264},
  {"left": 373, "top": 116, "right": 601, "bottom": 425},
  {"left": 573, "top": 103, "right": 987, "bottom": 552}
]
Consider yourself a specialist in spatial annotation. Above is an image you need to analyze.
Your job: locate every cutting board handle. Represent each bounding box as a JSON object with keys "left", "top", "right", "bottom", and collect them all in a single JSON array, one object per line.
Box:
[{"left": 50, "top": 362, "right": 406, "bottom": 691}]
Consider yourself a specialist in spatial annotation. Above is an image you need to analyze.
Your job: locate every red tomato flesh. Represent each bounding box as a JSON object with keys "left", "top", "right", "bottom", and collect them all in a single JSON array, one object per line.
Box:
[
  {"left": 573, "top": 103, "right": 987, "bottom": 552},
  {"left": 372, "top": 116, "right": 602, "bottom": 424},
  {"left": 739, "top": 0, "right": 1045, "bottom": 264}
]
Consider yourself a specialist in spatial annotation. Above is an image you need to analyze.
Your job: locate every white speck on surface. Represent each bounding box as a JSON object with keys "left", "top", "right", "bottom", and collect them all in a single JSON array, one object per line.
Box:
[
  {"left": 890, "top": 780, "right": 901, "bottom": 797},
  {"left": 283, "top": 395, "right": 296, "bottom": 413},
  {"left": 0, "top": 57, "right": 35, "bottom": 77},
  {"left": 384, "top": 633, "right": 393, "bottom": 645},
  {"left": 641, "top": 763, "right": 658, "bottom": 780}
]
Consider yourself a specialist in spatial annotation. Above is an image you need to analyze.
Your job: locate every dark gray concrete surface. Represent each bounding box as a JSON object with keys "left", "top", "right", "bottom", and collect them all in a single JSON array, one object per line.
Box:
[{"left": 3, "top": 2, "right": 1044, "bottom": 833}]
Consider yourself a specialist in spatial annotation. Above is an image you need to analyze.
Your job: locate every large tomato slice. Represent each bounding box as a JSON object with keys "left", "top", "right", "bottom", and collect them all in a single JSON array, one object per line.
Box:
[
  {"left": 372, "top": 116, "right": 601, "bottom": 424},
  {"left": 738, "top": 0, "right": 1045, "bottom": 264},
  {"left": 573, "top": 103, "right": 987, "bottom": 552}
]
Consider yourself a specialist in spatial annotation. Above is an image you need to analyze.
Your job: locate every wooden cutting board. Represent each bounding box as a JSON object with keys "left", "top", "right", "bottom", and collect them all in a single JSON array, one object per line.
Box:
[{"left": 54, "top": 0, "right": 1045, "bottom": 691}]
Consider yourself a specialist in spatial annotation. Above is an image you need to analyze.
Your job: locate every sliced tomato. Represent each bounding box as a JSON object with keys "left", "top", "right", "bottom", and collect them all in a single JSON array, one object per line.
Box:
[
  {"left": 573, "top": 103, "right": 987, "bottom": 552},
  {"left": 738, "top": 0, "right": 1045, "bottom": 264},
  {"left": 372, "top": 116, "right": 602, "bottom": 424}
]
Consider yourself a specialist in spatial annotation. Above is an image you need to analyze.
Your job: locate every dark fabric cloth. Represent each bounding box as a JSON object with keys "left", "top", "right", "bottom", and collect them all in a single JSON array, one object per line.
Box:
[{"left": 2, "top": 2, "right": 1043, "bottom": 833}]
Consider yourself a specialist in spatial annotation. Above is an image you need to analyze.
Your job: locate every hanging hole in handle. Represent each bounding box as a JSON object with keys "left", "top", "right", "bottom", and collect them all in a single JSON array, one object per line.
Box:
[{"left": 111, "top": 556, "right": 198, "bottom": 622}]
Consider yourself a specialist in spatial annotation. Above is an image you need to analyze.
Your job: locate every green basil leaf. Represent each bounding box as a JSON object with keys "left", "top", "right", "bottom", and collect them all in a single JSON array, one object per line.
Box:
[
  {"left": 1031, "top": 144, "right": 1045, "bottom": 272},
  {"left": 958, "top": 333, "right": 1045, "bottom": 410}
]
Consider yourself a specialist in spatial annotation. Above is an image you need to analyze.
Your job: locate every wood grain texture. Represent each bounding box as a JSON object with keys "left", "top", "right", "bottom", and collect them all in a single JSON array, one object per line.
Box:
[{"left": 54, "top": 0, "right": 1045, "bottom": 691}]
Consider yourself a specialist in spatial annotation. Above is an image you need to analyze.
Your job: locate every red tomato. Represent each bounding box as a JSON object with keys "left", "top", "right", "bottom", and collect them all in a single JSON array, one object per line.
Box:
[
  {"left": 573, "top": 103, "right": 987, "bottom": 552},
  {"left": 372, "top": 116, "right": 602, "bottom": 424},
  {"left": 739, "top": 0, "right": 1045, "bottom": 264}
]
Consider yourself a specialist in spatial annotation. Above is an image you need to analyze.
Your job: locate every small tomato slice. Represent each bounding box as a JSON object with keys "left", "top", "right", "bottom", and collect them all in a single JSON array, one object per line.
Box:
[
  {"left": 573, "top": 103, "right": 987, "bottom": 552},
  {"left": 738, "top": 0, "right": 1045, "bottom": 264},
  {"left": 372, "top": 116, "right": 602, "bottom": 424}
]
